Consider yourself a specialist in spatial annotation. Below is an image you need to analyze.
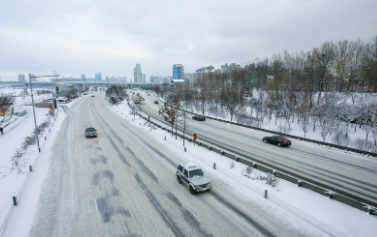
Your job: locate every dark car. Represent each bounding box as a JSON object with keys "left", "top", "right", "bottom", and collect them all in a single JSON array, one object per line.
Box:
[
  {"left": 154, "top": 100, "right": 159, "bottom": 104},
  {"left": 192, "top": 114, "right": 205, "bottom": 121},
  {"left": 263, "top": 136, "right": 291, "bottom": 147},
  {"left": 85, "top": 127, "right": 97, "bottom": 138}
]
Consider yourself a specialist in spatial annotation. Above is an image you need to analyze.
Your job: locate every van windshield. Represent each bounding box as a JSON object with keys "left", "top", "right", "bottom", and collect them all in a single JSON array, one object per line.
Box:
[{"left": 189, "top": 169, "right": 203, "bottom": 178}]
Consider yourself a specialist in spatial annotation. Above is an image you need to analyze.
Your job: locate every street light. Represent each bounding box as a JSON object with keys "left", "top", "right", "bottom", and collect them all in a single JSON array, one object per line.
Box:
[{"left": 29, "top": 73, "right": 59, "bottom": 152}]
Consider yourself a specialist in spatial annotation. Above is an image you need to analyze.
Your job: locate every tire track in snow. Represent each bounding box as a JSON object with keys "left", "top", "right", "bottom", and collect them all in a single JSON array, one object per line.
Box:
[
  {"left": 133, "top": 173, "right": 193, "bottom": 237},
  {"left": 210, "top": 191, "right": 277, "bottom": 237},
  {"left": 124, "top": 146, "right": 159, "bottom": 183},
  {"left": 166, "top": 192, "right": 214, "bottom": 237},
  {"left": 107, "top": 135, "right": 131, "bottom": 167}
]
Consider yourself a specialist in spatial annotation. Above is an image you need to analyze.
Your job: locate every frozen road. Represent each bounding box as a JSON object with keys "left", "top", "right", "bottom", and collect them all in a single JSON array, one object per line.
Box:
[
  {"left": 140, "top": 91, "right": 377, "bottom": 207},
  {"left": 28, "top": 93, "right": 323, "bottom": 237}
]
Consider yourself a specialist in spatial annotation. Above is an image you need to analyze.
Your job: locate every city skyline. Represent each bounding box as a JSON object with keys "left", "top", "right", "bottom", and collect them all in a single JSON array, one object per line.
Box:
[{"left": 1, "top": 0, "right": 377, "bottom": 81}]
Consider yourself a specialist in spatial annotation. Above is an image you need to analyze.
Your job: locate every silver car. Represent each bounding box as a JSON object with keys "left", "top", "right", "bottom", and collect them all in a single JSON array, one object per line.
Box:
[
  {"left": 85, "top": 127, "right": 97, "bottom": 138},
  {"left": 176, "top": 162, "right": 212, "bottom": 194}
]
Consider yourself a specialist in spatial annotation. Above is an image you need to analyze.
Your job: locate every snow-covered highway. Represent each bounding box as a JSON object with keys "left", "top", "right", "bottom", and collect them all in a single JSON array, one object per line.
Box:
[
  {"left": 140, "top": 91, "right": 377, "bottom": 207},
  {"left": 24, "top": 93, "right": 324, "bottom": 237}
]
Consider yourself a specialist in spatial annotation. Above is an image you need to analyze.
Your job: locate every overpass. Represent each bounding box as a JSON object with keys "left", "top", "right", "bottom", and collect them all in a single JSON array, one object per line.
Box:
[{"left": 0, "top": 80, "right": 163, "bottom": 89}]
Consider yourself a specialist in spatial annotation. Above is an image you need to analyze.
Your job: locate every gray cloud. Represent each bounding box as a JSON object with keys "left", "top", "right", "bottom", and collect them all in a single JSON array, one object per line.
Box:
[{"left": 1, "top": 0, "right": 376, "bottom": 80}]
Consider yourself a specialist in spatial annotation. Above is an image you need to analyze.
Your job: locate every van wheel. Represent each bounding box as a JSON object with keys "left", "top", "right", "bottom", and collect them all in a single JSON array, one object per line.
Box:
[
  {"left": 189, "top": 186, "right": 196, "bottom": 195},
  {"left": 177, "top": 176, "right": 182, "bottom": 184}
]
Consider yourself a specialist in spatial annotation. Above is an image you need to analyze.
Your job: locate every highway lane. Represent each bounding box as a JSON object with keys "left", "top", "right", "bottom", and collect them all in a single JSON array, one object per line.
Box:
[
  {"left": 139, "top": 90, "right": 377, "bottom": 206},
  {"left": 27, "top": 93, "right": 323, "bottom": 237}
]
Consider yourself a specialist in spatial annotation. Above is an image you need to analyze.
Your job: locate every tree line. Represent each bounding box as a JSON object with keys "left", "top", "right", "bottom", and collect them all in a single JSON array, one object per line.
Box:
[{"left": 152, "top": 36, "right": 377, "bottom": 152}]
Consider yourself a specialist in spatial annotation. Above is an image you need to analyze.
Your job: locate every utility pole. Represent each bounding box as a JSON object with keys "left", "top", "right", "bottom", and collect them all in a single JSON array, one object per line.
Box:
[
  {"left": 29, "top": 73, "right": 41, "bottom": 152},
  {"left": 182, "top": 105, "right": 186, "bottom": 146}
]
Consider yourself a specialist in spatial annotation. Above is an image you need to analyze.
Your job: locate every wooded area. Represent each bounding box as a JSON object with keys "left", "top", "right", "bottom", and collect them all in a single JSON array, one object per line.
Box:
[{"left": 153, "top": 36, "right": 377, "bottom": 152}]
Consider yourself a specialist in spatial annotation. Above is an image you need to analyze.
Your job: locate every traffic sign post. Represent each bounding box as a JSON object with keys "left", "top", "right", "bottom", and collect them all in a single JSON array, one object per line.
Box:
[{"left": 193, "top": 133, "right": 197, "bottom": 145}]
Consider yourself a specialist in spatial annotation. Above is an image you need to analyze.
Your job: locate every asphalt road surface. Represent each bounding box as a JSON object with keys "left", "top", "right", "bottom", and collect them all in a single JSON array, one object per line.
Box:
[
  {"left": 28, "top": 93, "right": 325, "bottom": 237},
  {"left": 140, "top": 91, "right": 377, "bottom": 207}
]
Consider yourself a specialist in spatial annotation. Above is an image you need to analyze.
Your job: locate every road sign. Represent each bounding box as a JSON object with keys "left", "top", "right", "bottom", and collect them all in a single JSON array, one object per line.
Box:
[{"left": 193, "top": 133, "right": 197, "bottom": 140}]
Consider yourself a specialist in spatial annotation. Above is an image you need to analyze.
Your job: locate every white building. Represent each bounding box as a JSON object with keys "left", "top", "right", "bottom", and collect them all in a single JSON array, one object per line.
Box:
[{"left": 134, "top": 64, "right": 142, "bottom": 83}]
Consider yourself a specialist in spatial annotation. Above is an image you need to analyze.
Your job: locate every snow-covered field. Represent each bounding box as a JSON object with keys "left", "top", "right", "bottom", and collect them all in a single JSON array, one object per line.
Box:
[{"left": 107, "top": 94, "right": 377, "bottom": 237}]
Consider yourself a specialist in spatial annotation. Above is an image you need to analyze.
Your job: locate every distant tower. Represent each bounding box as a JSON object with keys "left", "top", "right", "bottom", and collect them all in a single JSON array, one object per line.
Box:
[
  {"left": 18, "top": 74, "right": 25, "bottom": 82},
  {"left": 134, "top": 64, "right": 142, "bottom": 83},
  {"left": 95, "top": 73, "right": 102, "bottom": 81},
  {"left": 142, "top": 74, "right": 146, "bottom": 83},
  {"left": 18, "top": 74, "right": 28, "bottom": 94},
  {"left": 173, "top": 64, "right": 184, "bottom": 79}
]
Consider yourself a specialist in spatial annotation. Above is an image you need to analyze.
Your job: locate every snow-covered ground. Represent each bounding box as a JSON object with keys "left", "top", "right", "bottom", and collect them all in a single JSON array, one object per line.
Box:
[
  {"left": 107, "top": 95, "right": 377, "bottom": 237},
  {"left": 163, "top": 90, "right": 377, "bottom": 153},
  {"left": 1, "top": 87, "right": 376, "bottom": 236},
  {"left": 0, "top": 86, "right": 85, "bottom": 236},
  {"left": 0, "top": 88, "right": 53, "bottom": 225}
]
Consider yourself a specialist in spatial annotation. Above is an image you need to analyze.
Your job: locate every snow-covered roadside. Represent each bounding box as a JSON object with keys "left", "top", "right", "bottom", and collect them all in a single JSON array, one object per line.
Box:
[
  {"left": 107, "top": 98, "right": 377, "bottom": 237},
  {"left": 0, "top": 108, "right": 50, "bottom": 223},
  {"left": 146, "top": 90, "right": 377, "bottom": 154},
  {"left": 0, "top": 93, "right": 85, "bottom": 237},
  {"left": 1, "top": 108, "right": 67, "bottom": 237}
]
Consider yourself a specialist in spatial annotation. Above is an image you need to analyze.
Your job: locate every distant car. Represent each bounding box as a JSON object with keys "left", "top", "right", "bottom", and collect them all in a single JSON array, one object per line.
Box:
[
  {"left": 91, "top": 95, "right": 95, "bottom": 97},
  {"left": 147, "top": 93, "right": 150, "bottom": 96},
  {"left": 85, "top": 127, "right": 97, "bottom": 138},
  {"left": 192, "top": 114, "right": 205, "bottom": 121},
  {"left": 154, "top": 100, "right": 159, "bottom": 104},
  {"left": 44, "top": 99, "right": 53, "bottom": 103},
  {"left": 263, "top": 136, "right": 291, "bottom": 147},
  {"left": 176, "top": 162, "right": 212, "bottom": 195}
]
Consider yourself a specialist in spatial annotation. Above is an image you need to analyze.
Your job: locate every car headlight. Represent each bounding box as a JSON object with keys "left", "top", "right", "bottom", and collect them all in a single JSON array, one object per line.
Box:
[{"left": 208, "top": 182, "right": 212, "bottom": 186}]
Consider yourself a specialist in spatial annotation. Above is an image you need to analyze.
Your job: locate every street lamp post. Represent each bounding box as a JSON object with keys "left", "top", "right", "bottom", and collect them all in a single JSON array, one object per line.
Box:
[{"left": 29, "top": 73, "right": 59, "bottom": 152}]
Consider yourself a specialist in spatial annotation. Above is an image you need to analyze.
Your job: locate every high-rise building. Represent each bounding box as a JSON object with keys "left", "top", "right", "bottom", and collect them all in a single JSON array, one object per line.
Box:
[
  {"left": 142, "top": 74, "right": 146, "bottom": 83},
  {"left": 184, "top": 73, "right": 196, "bottom": 87},
  {"left": 195, "top": 68, "right": 203, "bottom": 79},
  {"left": 81, "top": 74, "right": 86, "bottom": 81},
  {"left": 173, "top": 64, "right": 184, "bottom": 79},
  {"left": 134, "top": 64, "right": 142, "bottom": 83},
  {"left": 18, "top": 74, "right": 25, "bottom": 82},
  {"left": 95, "top": 73, "right": 102, "bottom": 81}
]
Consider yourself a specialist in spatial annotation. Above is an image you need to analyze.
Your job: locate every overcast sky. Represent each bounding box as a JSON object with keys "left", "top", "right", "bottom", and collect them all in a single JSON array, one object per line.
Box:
[{"left": 1, "top": 0, "right": 376, "bottom": 81}]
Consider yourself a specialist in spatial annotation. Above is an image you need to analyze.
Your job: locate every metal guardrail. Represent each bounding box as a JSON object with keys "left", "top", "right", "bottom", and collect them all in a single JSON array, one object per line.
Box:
[
  {"left": 199, "top": 113, "right": 377, "bottom": 157},
  {"left": 151, "top": 92, "right": 376, "bottom": 157},
  {"left": 135, "top": 115, "right": 350, "bottom": 237},
  {"left": 138, "top": 113, "right": 377, "bottom": 217}
]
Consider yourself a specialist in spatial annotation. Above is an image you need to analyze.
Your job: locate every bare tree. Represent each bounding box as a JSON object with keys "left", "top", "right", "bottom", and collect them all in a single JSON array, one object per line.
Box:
[
  {"left": 310, "top": 42, "right": 335, "bottom": 104},
  {"left": 0, "top": 94, "right": 15, "bottom": 117},
  {"left": 158, "top": 99, "right": 178, "bottom": 134},
  {"left": 133, "top": 93, "right": 145, "bottom": 116}
]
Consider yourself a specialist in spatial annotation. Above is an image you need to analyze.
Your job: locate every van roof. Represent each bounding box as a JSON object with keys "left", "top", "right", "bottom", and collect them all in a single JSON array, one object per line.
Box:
[{"left": 182, "top": 162, "right": 200, "bottom": 171}]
